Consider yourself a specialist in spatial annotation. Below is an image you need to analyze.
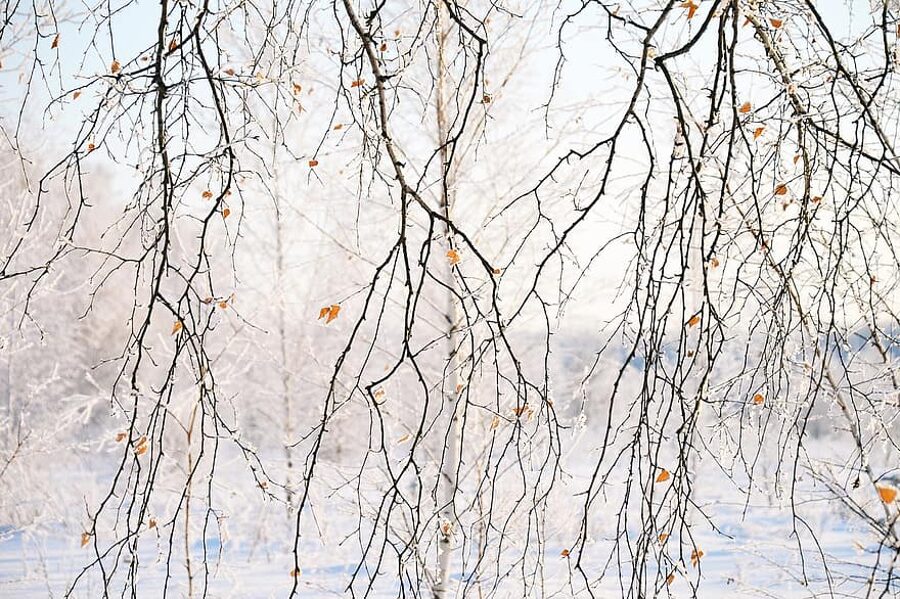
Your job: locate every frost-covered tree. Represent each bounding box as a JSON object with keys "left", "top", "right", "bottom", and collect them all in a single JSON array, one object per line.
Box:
[{"left": 4, "top": 0, "right": 900, "bottom": 597}]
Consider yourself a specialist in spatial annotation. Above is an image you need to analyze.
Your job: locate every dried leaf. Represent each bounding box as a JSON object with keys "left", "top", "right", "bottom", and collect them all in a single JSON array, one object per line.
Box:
[
  {"left": 222, "top": 207, "right": 231, "bottom": 219},
  {"left": 877, "top": 483, "right": 898, "bottom": 504},
  {"left": 87, "top": 143, "right": 96, "bottom": 153},
  {"left": 812, "top": 195, "right": 822, "bottom": 204},
  {"left": 658, "top": 533, "right": 669, "bottom": 543},
  {"left": 115, "top": 432, "right": 127, "bottom": 442},
  {"left": 169, "top": 39, "right": 178, "bottom": 52},
  {"left": 148, "top": 518, "right": 157, "bottom": 529},
  {"left": 560, "top": 548, "right": 570, "bottom": 557},
  {"left": 793, "top": 154, "right": 801, "bottom": 165},
  {"left": 666, "top": 572, "right": 676, "bottom": 585},
  {"left": 775, "top": 183, "right": 788, "bottom": 196},
  {"left": 690, "top": 548, "right": 704, "bottom": 567},
  {"left": 202, "top": 190, "right": 213, "bottom": 199},
  {"left": 308, "top": 159, "right": 319, "bottom": 167},
  {"left": 753, "top": 393, "right": 765, "bottom": 405},
  {"left": 446, "top": 249, "right": 460, "bottom": 265},
  {"left": 680, "top": 0, "right": 698, "bottom": 19},
  {"left": 739, "top": 102, "right": 752, "bottom": 114},
  {"left": 110, "top": 60, "right": 121, "bottom": 74},
  {"left": 73, "top": 91, "right": 81, "bottom": 100},
  {"left": 656, "top": 468, "right": 671, "bottom": 483},
  {"left": 81, "top": 532, "right": 91, "bottom": 547},
  {"left": 350, "top": 79, "right": 364, "bottom": 88},
  {"left": 290, "top": 567, "right": 301, "bottom": 578},
  {"left": 218, "top": 301, "right": 228, "bottom": 309},
  {"left": 396, "top": 433, "right": 411, "bottom": 444},
  {"left": 134, "top": 444, "right": 148, "bottom": 456},
  {"left": 333, "top": 123, "right": 343, "bottom": 130},
  {"left": 687, "top": 315, "right": 700, "bottom": 327},
  {"left": 379, "top": 42, "right": 388, "bottom": 52},
  {"left": 292, "top": 82, "right": 302, "bottom": 94},
  {"left": 482, "top": 94, "right": 492, "bottom": 104},
  {"left": 490, "top": 415, "right": 501, "bottom": 430},
  {"left": 224, "top": 68, "right": 235, "bottom": 76},
  {"left": 326, "top": 304, "right": 340, "bottom": 323},
  {"left": 770, "top": 18, "right": 783, "bottom": 29},
  {"left": 709, "top": 256, "right": 720, "bottom": 268},
  {"left": 171, "top": 321, "right": 182, "bottom": 335},
  {"left": 753, "top": 126, "right": 765, "bottom": 139},
  {"left": 51, "top": 34, "right": 60, "bottom": 49}
]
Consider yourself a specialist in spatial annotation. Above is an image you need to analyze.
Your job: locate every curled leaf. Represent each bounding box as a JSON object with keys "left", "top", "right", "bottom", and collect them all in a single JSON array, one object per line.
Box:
[
  {"left": 317, "top": 304, "right": 340, "bottom": 324},
  {"left": 680, "top": 0, "right": 698, "bottom": 19}
]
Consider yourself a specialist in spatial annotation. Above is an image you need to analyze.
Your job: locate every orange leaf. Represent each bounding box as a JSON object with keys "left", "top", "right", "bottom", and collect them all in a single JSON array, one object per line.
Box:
[
  {"left": 51, "top": 34, "right": 60, "bottom": 49},
  {"left": 333, "top": 123, "right": 343, "bottom": 130},
  {"left": 775, "top": 183, "right": 788, "bottom": 196},
  {"left": 811, "top": 195, "right": 822, "bottom": 204},
  {"left": 490, "top": 415, "right": 501, "bottom": 430},
  {"left": 447, "top": 249, "right": 460, "bottom": 265},
  {"left": 691, "top": 548, "right": 704, "bottom": 567},
  {"left": 81, "top": 532, "right": 91, "bottom": 547},
  {"left": 666, "top": 572, "right": 676, "bottom": 585},
  {"left": 680, "top": 1, "right": 698, "bottom": 19},
  {"left": 87, "top": 143, "right": 96, "bottom": 153},
  {"left": 658, "top": 533, "right": 669, "bottom": 543},
  {"left": 770, "top": 18, "right": 783, "bottom": 29},
  {"left": 111, "top": 60, "right": 121, "bottom": 74},
  {"left": 169, "top": 39, "right": 178, "bottom": 52},
  {"left": 318, "top": 304, "right": 340, "bottom": 324},
  {"left": 656, "top": 468, "right": 671, "bottom": 483},
  {"left": 753, "top": 126, "right": 765, "bottom": 139},
  {"left": 292, "top": 82, "right": 302, "bottom": 94},
  {"left": 308, "top": 159, "right": 319, "bottom": 167},
  {"left": 222, "top": 207, "right": 231, "bottom": 219},
  {"left": 560, "top": 548, "right": 570, "bottom": 557},
  {"left": 290, "top": 567, "right": 301, "bottom": 578},
  {"left": 218, "top": 301, "right": 228, "bottom": 309},
  {"left": 350, "top": 79, "right": 365, "bottom": 88},
  {"left": 687, "top": 315, "right": 700, "bottom": 327},
  {"left": 739, "top": 102, "right": 752, "bottom": 114},
  {"left": 877, "top": 483, "right": 898, "bottom": 504},
  {"left": 135, "top": 444, "right": 148, "bottom": 456},
  {"left": 171, "top": 321, "right": 182, "bottom": 335},
  {"left": 202, "top": 190, "right": 213, "bottom": 199},
  {"left": 752, "top": 393, "right": 764, "bottom": 405}
]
